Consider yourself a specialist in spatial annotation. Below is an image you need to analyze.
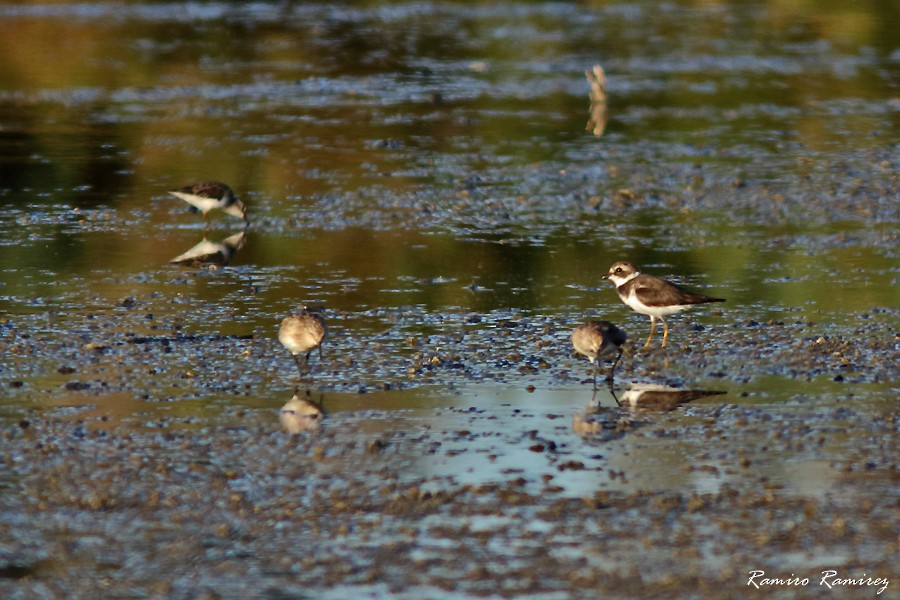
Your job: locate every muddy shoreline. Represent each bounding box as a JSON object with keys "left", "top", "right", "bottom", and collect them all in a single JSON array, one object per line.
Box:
[
  {"left": 2, "top": 304, "right": 898, "bottom": 598},
  {"left": 1, "top": 387, "right": 897, "bottom": 598},
  {"left": 4, "top": 301, "right": 899, "bottom": 399}
]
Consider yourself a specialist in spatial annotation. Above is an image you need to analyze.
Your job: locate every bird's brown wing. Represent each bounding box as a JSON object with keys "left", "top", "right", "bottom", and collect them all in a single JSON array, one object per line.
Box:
[
  {"left": 179, "top": 181, "right": 229, "bottom": 199},
  {"left": 634, "top": 275, "right": 724, "bottom": 306}
]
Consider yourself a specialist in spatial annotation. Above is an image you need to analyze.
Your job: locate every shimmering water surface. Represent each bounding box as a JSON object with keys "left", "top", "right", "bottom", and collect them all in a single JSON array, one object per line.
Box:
[{"left": 0, "top": 1, "right": 898, "bottom": 596}]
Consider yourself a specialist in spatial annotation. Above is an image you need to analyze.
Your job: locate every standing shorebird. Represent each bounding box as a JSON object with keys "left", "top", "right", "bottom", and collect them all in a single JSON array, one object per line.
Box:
[
  {"left": 571, "top": 320, "right": 627, "bottom": 386},
  {"left": 602, "top": 261, "right": 724, "bottom": 348},
  {"left": 168, "top": 181, "right": 248, "bottom": 226},
  {"left": 278, "top": 306, "right": 327, "bottom": 378}
]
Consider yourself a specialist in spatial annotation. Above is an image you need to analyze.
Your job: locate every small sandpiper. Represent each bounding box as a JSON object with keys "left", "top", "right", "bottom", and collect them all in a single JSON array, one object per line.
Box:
[
  {"left": 571, "top": 320, "right": 627, "bottom": 386},
  {"left": 278, "top": 306, "right": 327, "bottom": 378},
  {"left": 602, "top": 261, "right": 724, "bottom": 348},
  {"left": 168, "top": 181, "right": 248, "bottom": 226}
]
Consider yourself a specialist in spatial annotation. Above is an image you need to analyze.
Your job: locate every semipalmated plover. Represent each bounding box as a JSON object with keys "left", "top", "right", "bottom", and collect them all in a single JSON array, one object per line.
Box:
[
  {"left": 571, "top": 320, "right": 627, "bottom": 386},
  {"left": 602, "top": 261, "right": 724, "bottom": 348},
  {"left": 168, "top": 181, "right": 248, "bottom": 226},
  {"left": 278, "top": 306, "right": 327, "bottom": 377}
]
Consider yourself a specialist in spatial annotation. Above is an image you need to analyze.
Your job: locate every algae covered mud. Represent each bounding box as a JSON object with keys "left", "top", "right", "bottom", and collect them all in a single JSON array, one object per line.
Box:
[{"left": 1, "top": 0, "right": 898, "bottom": 597}]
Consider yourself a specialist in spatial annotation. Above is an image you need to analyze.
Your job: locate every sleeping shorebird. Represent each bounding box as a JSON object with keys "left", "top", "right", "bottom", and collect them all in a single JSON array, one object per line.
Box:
[
  {"left": 168, "top": 181, "right": 248, "bottom": 226},
  {"left": 278, "top": 306, "right": 327, "bottom": 378},
  {"left": 571, "top": 320, "right": 627, "bottom": 386},
  {"left": 602, "top": 261, "right": 724, "bottom": 348}
]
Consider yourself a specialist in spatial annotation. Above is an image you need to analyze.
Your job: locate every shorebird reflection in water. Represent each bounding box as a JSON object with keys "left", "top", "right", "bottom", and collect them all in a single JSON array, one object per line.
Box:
[
  {"left": 571, "top": 320, "right": 627, "bottom": 386},
  {"left": 613, "top": 384, "right": 726, "bottom": 413},
  {"left": 602, "top": 261, "right": 725, "bottom": 348},
  {"left": 585, "top": 64, "right": 608, "bottom": 137},
  {"left": 169, "top": 231, "right": 246, "bottom": 267},
  {"left": 280, "top": 392, "right": 324, "bottom": 434},
  {"left": 168, "top": 181, "right": 249, "bottom": 227},
  {"left": 572, "top": 382, "right": 624, "bottom": 437},
  {"left": 278, "top": 306, "right": 327, "bottom": 378}
]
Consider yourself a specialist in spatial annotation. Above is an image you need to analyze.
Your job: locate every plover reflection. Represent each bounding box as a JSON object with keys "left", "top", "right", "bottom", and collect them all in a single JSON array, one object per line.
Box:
[{"left": 614, "top": 383, "right": 726, "bottom": 412}]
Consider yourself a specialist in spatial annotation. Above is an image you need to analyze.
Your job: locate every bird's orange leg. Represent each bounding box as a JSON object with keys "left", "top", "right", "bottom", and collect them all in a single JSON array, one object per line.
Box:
[{"left": 644, "top": 317, "right": 656, "bottom": 348}]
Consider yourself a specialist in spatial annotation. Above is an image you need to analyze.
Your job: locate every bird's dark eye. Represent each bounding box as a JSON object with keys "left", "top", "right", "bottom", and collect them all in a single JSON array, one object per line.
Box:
[{"left": 615, "top": 267, "right": 622, "bottom": 273}]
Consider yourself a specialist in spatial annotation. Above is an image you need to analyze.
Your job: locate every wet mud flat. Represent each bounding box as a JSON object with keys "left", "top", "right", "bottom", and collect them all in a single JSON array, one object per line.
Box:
[
  {"left": 3, "top": 296, "right": 899, "bottom": 399},
  {"left": 1, "top": 252, "right": 899, "bottom": 597},
  {"left": 1, "top": 159, "right": 898, "bottom": 600},
  {"left": 0, "top": 389, "right": 897, "bottom": 599},
  {"left": 1, "top": 303, "right": 898, "bottom": 598},
  {"left": 1, "top": 1, "right": 898, "bottom": 595}
]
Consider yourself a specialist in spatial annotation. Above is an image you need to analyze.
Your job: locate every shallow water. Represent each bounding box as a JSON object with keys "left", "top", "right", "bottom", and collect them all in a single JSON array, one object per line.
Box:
[{"left": 1, "top": 0, "right": 899, "bottom": 596}]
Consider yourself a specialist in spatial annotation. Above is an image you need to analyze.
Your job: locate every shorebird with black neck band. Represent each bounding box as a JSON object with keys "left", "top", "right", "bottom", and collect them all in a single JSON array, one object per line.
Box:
[
  {"left": 571, "top": 320, "right": 627, "bottom": 386},
  {"left": 168, "top": 181, "right": 249, "bottom": 227},
  {"left": 602, "top": 261, "right": 724, "bottom": 349}
]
